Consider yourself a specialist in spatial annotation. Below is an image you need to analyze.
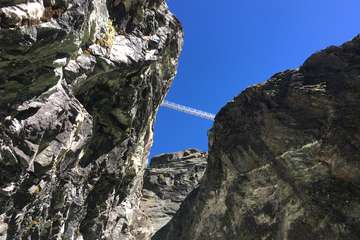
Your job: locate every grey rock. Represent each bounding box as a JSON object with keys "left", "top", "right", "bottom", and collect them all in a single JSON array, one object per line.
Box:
[
  {"left": 154, "top": 35, "right": 360, "bottom": 240},
  {"left": 135, "top": 149, "right": 207, "bottom": 239},
  {"left": 0, "top": 0, "right": 183, "bottom": 239}
]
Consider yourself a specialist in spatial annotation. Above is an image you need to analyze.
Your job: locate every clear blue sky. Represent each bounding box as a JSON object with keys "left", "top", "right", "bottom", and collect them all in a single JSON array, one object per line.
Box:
[{"left": 150, "top": 0, "right": 360, "bottom": 158}]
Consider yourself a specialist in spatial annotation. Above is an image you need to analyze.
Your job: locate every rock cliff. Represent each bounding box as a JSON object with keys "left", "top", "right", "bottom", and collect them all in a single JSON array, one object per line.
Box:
[
  {"left": 2, "top": 1, "right": 360, "bottom": 239},
  {"left": 0, "top": 0, "right": 183, "bottom": 239},
  {"left": 154, "top": 35, "right": 360, "bottom": 240},
  {"left": 138, "top": 149, "right": 207, "bottom": 239}
]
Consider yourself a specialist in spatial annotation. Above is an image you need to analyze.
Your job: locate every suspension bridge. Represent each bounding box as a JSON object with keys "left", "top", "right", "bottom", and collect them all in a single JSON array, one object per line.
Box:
[{"left": 161, "top": 100, "right": 215, "bottom": 121}]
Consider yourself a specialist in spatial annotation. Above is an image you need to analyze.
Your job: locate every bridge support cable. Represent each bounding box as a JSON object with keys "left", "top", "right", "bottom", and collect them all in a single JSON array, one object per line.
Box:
[{"left": 161, "top": 100, "right": 215, "bottom": 121}]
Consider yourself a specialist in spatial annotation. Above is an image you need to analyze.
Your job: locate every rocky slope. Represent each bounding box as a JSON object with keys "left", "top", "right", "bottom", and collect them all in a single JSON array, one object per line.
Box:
[
  {"left": 0, "top": 0, "right": 183, "bottom": 239},
  {"left": 137, "top": 149, "right": 207, "bottom": 239},
  {"left": 154, "top": 35, "right": 360, "bottom": 240}
]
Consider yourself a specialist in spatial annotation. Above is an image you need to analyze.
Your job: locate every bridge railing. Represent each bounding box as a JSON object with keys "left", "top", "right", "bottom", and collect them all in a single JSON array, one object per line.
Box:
[{"left": 161, "top": 100, "right": 215, "bottom": 121}]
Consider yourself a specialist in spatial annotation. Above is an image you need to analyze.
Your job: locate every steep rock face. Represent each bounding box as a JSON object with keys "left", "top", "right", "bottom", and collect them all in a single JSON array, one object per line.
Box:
[
  {"left": 136, "top": 149, "right": 207, "bottom": 239},
  {"left": 154, "top": 35, "right": 360, "bottom": 240},
  {"left": 0, "top": 0, "right": 183, "bottom": 239}
]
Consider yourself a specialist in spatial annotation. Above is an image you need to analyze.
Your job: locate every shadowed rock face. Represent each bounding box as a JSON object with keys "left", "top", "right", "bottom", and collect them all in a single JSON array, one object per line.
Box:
[
  {"left": 0, "top": 0, "right": 183, "bottom": 239},
  {"left": 154, "top": 35, "right": 360, "bottom": 240},
  {"left": 136, "top": 149, "right": 207, "bottom": 239}
]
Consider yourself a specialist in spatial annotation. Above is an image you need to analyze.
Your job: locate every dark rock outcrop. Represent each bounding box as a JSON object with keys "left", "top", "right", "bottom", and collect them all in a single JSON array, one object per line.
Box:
[
  {"left": 0, "top": 0, "right": 183, "bottom": 239},
  {"left": 136, "top": 149, "right": 207, "bottom": 239},
  {"left": 154, "top": 35, "right": 360, "bottom": 240}
]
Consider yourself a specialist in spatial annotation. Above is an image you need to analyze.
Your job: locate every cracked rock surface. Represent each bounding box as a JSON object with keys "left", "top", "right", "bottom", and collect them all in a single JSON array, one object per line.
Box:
[
  {"left": 0, "top": 0, "right": 183, "bottom": 239},
  {"left": 154, "top": 35, "right": 360, "bottom": 240},
  {"left": 136, "top": 149, "right": 207, "bottom": 239}
]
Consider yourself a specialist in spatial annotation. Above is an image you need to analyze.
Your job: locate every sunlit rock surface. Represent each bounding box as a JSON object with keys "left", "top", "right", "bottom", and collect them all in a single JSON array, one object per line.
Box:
[
  {"left": 135, "top": 149, "right": 207, "bottom": 239},
  {"left": 0, "top": 0, "right": 183, "bottom": 239},
  {"left": 154, "top": 35, "right": 360, "bottom": 240}
]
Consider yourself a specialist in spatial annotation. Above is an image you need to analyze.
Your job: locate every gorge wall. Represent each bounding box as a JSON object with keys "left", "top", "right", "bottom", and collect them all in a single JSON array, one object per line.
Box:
[
  {"left": 154, "top": 35, "right": 360, "bottom": 240},
  {"left": 1, "top": 1, "right": 360, "bottom": 240},
  {"left": 137, "top": 149, "right": 207, "bottom": 239},
  {"left": 0, "top": 0, "right": 183, "bottom": 239}
]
